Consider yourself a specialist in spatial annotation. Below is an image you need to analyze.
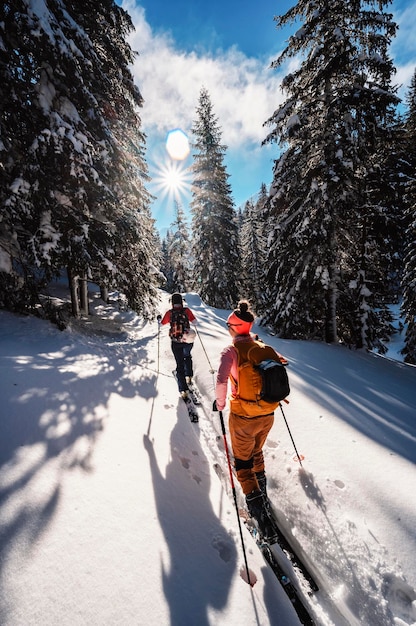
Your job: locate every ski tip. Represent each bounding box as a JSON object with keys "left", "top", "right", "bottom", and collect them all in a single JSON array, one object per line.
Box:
[{"left": 240, "top": 565, "right": 257, "bottom": 587}]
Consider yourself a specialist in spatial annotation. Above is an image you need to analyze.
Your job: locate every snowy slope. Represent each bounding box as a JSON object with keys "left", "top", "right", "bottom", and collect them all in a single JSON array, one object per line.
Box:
[{"left": 1, "top": 288, "right": 415, "bottom": 626}]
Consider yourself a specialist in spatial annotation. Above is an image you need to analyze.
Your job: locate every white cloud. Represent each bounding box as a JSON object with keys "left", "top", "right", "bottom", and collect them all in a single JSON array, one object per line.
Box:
[
  {"left": 123, "top": 0, "right": 416, "bottom": 152},
  {"left": 122, "top": 1, "right": 285, "bottom": 149},
  {"left": 392, "top": 3, "right": 416, "bottom": 100},
  {"left": 393, "top": 2, "right": 416, "bottom": 62}
]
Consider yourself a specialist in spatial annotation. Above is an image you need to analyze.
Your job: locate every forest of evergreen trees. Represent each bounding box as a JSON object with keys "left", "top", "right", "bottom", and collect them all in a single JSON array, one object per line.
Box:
[{"left": 1, "top": 1, "right": 415, "bottom": 362}]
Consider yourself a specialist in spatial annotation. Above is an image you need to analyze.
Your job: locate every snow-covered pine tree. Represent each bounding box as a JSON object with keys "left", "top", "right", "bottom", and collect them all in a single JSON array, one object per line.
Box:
[
  {"left": 0, "top": 1, "right": 159, "bottom": 318},
  {"left": 240, "top": 200, "right": 256, "bottom": 297},
  {"left": 252, "top": 182, "right": 271, "bottom": 316},
  {"left": 166, "top": 201, "right": 192, "bottom": 293},
  {"left": 160, "top": 231, "right": 174, "bottom": 293},
  {"left": 190, "top": 87, "right": 240, "bottom": 309},
  {"left": 401, "top": 69, "right": 416, "bottom": 364},
  {"left": 263, "top": 0, "right": 399, "bottom": 347},
  {"left": 239, "top": 187, "right": 268, "bottom": 313}
]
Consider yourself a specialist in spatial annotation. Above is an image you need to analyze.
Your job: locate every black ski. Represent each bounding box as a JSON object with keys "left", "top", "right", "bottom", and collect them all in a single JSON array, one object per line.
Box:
[
  {"left": 172, "top": 370, "right": 199, "bottom": 422},
  {"left": 242, "top": 510, "right": 316, "bottom": 626},
  {"left": 187, "top": 382, "right": 202, "bottom": 405},
  {"left": 259, "top": 539, "right": 316, "bottom": 626},
  {"left": 181, "top": 393, "right": 199, "bottom": 423},
  {"left": 266, "top": 505, "right": 319, "bottom": 593},
  {"left": 242, "top": 502, "right": 319, "bottom": 592},
  {"left": 214, "top": 441, "right": 317, "bottom": 588}
]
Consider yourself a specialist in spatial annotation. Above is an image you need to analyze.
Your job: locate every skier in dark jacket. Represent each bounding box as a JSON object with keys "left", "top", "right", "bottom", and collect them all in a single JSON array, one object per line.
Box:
[{"left": 158, "top": 293, "right": 196, "bottom": 398}]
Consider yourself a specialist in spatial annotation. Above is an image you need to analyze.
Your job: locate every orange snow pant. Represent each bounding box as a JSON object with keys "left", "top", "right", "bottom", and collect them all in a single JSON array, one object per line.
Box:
[{"left": 228, "top": 411, "right": 275, "bottom": 495}]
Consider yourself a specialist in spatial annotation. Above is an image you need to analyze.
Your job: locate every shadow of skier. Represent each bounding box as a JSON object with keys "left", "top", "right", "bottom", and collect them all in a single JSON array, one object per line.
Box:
[{"left": 143, "top": 408, "right": 237, "bottom": 626}]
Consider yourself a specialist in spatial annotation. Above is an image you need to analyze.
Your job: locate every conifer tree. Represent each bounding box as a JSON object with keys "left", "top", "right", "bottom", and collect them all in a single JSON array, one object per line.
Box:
[
  {"left": 253, "top": 183, "right": 271, "bottom": 315},
  {"left": 167, "top": 201, "right": 192, "bottom": 293},
  {"left": 0, "top": 0, "right": 159, "bottom": 318},
  {"left": 190, "top": 87, "right": 240, "bottom": 308},
  {"left": 160, "top": 233, "right": 174, "bottom": 292},
  {"left": 240, "top": 186, "right": 268, "bottom": 312},
  {"left": 401, "top": 69, "right": 416, "bottom": 364},
  {"left": 263, "top": 0, "right": 399, "bottom": 347}
]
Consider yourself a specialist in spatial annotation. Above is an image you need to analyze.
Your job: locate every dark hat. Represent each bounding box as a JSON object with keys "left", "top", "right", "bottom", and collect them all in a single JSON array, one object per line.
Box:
[{"left": 172, "top": 293, "right": 183, "bottom": 308}]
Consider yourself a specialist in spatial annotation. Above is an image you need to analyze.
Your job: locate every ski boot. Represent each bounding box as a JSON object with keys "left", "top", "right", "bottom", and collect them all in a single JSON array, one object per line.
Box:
[
  {"left": 255, "top": 471, "right": 268, "bottom": 498},
  {"left": 246, "top": 489, "right": 277, "bottom": 543}
]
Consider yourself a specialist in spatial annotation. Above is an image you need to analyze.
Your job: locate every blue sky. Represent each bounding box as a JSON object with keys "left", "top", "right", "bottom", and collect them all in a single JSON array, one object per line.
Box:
[{"left": 120, "top": 0, "right": 416, "bottom": 234}]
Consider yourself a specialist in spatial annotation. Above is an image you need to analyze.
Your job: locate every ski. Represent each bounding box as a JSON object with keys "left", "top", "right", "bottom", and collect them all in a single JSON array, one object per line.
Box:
[
  {"left": 214, "top": 440, "right": 316, "bottom": 586},
  {"left": 181, "top": 393, "right": 199, "bottom": 423},
  {"left": 266, "top": 505, "right": 319, "bottom": 593},
  {"left": 241, "top": 502, "right": 319, "bottom": 593},
  {"left": 172, "top": 370, "right": 200, "bottom": 422},
  {"left": 242, "top": 510, "right": 316, "bottom": 626},
  {"left": 187, "top": 381, "right": 202, "bottom": 405},
  {"left": 259, "top": 538, "right": 316, "bottom": 626}
]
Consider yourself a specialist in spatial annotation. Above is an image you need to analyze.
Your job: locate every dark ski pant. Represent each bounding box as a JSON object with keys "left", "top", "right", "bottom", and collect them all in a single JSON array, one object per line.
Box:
[
  {"left": 171, "top": 341, "right": 194, "bottom": 392},
  {"left": 228, "top": 411, "right": 274, "bottom": 495}
]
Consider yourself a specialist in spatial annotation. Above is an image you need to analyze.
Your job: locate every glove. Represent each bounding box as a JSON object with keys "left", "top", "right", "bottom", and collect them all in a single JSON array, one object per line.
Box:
[
  {"left": 156, "top": 315, "right": 161, "bottom": 324},
  {"left": 212, "top": 400, "right": 218, "bottom": 412}
]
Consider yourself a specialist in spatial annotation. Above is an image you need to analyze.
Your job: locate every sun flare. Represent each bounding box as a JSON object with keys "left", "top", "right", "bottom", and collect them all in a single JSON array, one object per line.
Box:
[
  {"left": 166, "top": 128, "right": 190, "bottom": 161},
  {"left": 151, "top": 157, "right": 192, "bottom": 206}
]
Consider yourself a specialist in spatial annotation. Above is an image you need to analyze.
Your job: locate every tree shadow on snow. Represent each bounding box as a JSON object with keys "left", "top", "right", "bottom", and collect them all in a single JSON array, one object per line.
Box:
[
  {"left": 0, "top": 315, "right": 159, "bottom": 614},
  {"left": 267, "top": 338, "right": 416, "bottom": 465}
]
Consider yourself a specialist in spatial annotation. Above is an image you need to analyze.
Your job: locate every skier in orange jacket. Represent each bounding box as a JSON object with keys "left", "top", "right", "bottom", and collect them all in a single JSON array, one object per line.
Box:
[{"left": 214, "top": 300, "right": 283, "bottom": 540}]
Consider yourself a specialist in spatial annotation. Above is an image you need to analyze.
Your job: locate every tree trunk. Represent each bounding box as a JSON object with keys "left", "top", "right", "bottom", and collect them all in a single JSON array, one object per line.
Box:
[
  {"left": 100, "top": 285, "right": 109, "bottom": 303},
  {"left": 67, "top": 267, "right": 80, "bottom": 318},
  {"left": 325, "top": 281, "right": 338, "bottom": 343},
  {"left": 325, "top": 225, "right": 338, "bottom": 343},
  {"left": 79, "top": 272, "right": 89, "bottom": 316}
]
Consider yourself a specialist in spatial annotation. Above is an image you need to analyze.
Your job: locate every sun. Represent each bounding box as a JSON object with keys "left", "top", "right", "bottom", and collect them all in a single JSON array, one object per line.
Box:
[
  {"left": 147, "top": 129, "right": 192, "bottom": 222},
  {"left": 151, "top": 156, "right": 192, "bottom": 205},
  {"left": 163, "top": 166, "right": 185, "bottom": 191}
]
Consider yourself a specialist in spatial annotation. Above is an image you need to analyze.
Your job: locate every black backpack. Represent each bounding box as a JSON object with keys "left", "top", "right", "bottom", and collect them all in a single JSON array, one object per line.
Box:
[
  {"left": 255, "top": 358, "right": 290, "bottom": 402},
  {"left": 169, "top": 308, "right": 190, "bottom": 340}
]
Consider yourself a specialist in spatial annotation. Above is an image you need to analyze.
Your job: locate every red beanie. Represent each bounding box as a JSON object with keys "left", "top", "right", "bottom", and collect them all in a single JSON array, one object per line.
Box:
[{"left": 227, "top": 300, "right": 254, "bottom": 335}]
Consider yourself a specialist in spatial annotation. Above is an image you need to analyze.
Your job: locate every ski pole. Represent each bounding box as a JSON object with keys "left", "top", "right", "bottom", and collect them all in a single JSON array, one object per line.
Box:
[
  {"left": 157, "top": 317, "right": 161, "bottom": 374},
  {"left": 279, "top": 403, "right": 303, "bottom": 467},
  {"left": 194, "top": 324, "right": 215, "bottom": 374},
  {"left": 147, "top": 317, "right": 161, "bottom": 437},
  {"left": 219, "top": 409, "right": 254, "bottom": 587}
]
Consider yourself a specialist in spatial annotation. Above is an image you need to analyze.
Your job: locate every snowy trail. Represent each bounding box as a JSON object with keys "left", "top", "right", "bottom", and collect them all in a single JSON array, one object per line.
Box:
[
  {"left": 1, "top": 290, "right": 416, "bottom": 625},
  {"left": 0, "top": 303, "right": 302, "bottom": 625}
]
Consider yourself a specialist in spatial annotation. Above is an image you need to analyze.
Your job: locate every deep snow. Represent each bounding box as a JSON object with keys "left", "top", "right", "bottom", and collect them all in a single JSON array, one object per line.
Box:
[{"left": 1, "top": 287, "right": 416, "bottom": 626}]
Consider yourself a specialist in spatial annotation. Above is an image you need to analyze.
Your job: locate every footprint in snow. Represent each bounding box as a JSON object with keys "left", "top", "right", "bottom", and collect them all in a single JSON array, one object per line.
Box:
[
  {"left": 212, "top": 535, "right": 233, "bottom": 563},
  {"left": 384, "top": 574, "right": 416, "bottom": 622},
  {"left": 266, "top": 439, "right": 279, "bottom": 449},
  {"left": 179, "top": 456, "right": 190, "bottom": 469}
]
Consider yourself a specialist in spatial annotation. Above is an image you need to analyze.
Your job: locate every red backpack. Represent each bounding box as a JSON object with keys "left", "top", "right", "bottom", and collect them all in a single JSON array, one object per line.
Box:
[{"left": 169, "top": 308, "right": 190, "bottom": 341}]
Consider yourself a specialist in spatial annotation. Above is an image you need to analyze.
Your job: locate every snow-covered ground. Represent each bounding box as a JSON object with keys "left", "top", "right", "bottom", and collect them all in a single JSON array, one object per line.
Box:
[{"left": 1, "top": 287, "right": 415, "bottom": 626}]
